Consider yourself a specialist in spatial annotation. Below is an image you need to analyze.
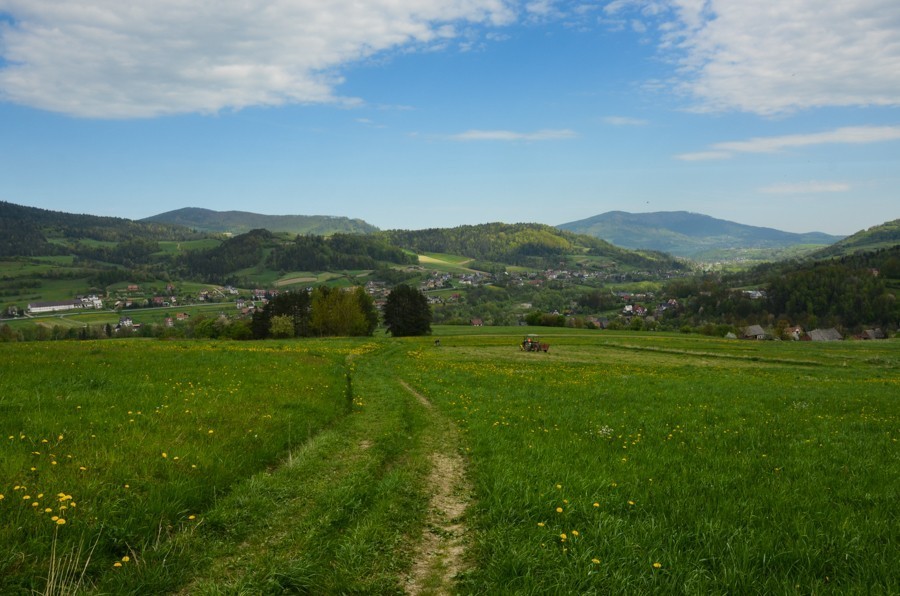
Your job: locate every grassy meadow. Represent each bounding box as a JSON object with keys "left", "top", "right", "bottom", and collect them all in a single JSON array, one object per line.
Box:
[{"left": 1, "top": 330, "right": 897, "bottom": 594}]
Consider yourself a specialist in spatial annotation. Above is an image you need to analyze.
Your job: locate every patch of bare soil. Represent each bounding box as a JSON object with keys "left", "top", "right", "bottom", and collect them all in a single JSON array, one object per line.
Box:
[
  {"left": 400, "top": 381, "right": 471, "bottom": 596},
  {"left": 400, "top": 380, "right": 432, "bottom": 409}
]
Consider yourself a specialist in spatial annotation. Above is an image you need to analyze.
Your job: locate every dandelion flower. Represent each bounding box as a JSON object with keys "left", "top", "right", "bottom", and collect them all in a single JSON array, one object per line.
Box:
[
  {"left": 121, "top": 556, "right": 130, "bottom": 562},
  {"left": 571, "top": 530, "right": 579, "bottom": 537},
  {"left": 592, "top": 558, "right": 601, "bottom": 564},
  {"left": 188, "top": 515, "right": 196, "bottom": 520},
  {"left": 555, "top": 484, "right": 562, "bottom": 489},
  {"left": 537, "top": 522, "right": 545, "bottom": 527},
  {"left": 162, "top": 452, "right": 167, "bottom": 458},
  {"left": 560, "top": 533, "right": 567, "bottom": 542},
  {"left": 628, "top": 500, "right": 635, "bottom": 506},
  {"left": 556, "top": 507, "right": 563, "bottom": 513},
  {"left": 51, "top": 516, "right": 59, "bottom": 521},
  {"left": 44, "top": 508, "right": 52, "bottom": 513},
  {"left": 113, "top": 562, "right": 122, "bottom": 568},
  {"left": 56, "top": 518, "right": 66, "bottom": 525},
  {"left": 593, "top": 502, "right": 600, "bottom": 508},
  {"left": 653, "top": 562, "right": 662, "bottom": 569}
]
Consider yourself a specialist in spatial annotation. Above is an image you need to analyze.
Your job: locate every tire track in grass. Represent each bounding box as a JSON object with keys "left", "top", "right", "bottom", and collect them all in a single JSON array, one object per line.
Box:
[{"left": 400, "top": 380, "right": 472, "bottom": 596}]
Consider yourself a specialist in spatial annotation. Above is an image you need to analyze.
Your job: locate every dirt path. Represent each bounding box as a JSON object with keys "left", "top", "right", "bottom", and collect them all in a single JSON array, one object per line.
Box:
[{"left": 399, "top": 380, "right": 472, "bottom": 596}]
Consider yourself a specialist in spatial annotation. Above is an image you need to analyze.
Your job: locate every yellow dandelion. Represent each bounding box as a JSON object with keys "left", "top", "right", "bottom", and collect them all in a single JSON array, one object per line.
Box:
[
  {"left": 628, "top": 500, "right": 635, "bottom": 506},
  {"left": 560, "top": 533, "right": 567, "bottom": 541},
  {"left": 51, "top": 516, "right": 59, "bottom": 521},
  {"left": 32, "top": 502, "right": 39, "bottom": 507},
  {"left": 571, "top": 530, "right": 579, "bottom": 537},
  {"left": 121, "top": 556, "right": 130, "bottom": 562},
  {"left": 113, "top": 562, "right": 122, "bottom": 568},
  {"left": 44, "top": 508, "right": 52, "bottom": 513},
  {"left": 556, "top": 507, "right": 563, "bottom": 513},
  {"left": 188, "top": 515, "right": 196, "bottom": 520},
  {"left": 162, "top": 452, "right": 167, "bottom": 458},
  {"left": 56, "top": 518, "right": 66, "bottom": 525},
  {"left": 592, "top": 558, "right": 601, "bottom": 564},
  {"left": 537, "top": 522, "right": 545, "bottom": 527},
  {"left": 653, "top": 562, "right": 662, "bottom": 569},
  {"left": 555, "top": 484, "right": 562, "bottom": 489},
  {"left": 593, "top": 502, "right": 600, "bottom": 508}
]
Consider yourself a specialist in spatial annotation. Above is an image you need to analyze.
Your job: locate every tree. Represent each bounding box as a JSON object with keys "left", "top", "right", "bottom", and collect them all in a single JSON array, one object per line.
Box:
[
  {"left": 269, "top": 315, "right": 295, "bottom": 339},
  {"left": 383, "top": 284, "right": 431, "bottom": 336}
]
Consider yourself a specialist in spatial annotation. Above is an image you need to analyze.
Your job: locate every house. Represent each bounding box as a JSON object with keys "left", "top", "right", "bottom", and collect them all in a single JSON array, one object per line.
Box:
[
  {"left": 808, "top": 328, "right": 843, "bottom": 342},
  {"left": 471, "top": 318, "right": 484, "bottom": 327},
  {"left": 862, "top": 328, "right": 886, "bottom": 340},
  {"left": 742, "top": 325, "right": 767, "bottom": 340}
]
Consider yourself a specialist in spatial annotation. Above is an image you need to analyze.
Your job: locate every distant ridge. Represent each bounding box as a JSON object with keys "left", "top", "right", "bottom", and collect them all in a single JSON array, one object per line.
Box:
[
  {"left": 558, "top": 211, "right": 844, "bottom": 259},
  {"left": 142, "top": 207, "right": 379, "bottom": 235}
]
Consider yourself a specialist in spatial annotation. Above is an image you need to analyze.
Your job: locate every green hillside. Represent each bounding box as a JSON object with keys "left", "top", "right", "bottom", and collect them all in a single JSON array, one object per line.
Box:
[
  {"left": 812, "top": 218, "right": 900, "bottom": 258},
  {"left": 384, "top": 222, "right": 684, "bottom": 271},
  {"left": 142, "top": 207, "right": 379, "bottom": 235}
]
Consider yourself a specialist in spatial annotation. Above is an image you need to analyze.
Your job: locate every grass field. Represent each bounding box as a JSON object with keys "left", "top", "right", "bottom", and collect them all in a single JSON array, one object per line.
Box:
[{"left": 1, "top": 330, "right": 897, "bottom": 594}]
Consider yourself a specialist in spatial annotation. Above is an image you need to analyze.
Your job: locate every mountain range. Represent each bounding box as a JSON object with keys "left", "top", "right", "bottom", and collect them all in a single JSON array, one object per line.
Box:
[
  {"left": 557, "top": 211, "right": 846, "bottom": 260},
  {"left": 141, "top": 207, "right": 378, "bottom": 235}
]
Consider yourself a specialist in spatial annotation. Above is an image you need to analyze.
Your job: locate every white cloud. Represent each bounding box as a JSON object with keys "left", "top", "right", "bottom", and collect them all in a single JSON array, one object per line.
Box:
[
  {"left": 448, "top": 128, "right": 577, "bottom": 141},
  {"left": 676, "top": 125, "right": 900, "bottom": 160},
  {"left": 0, "top": 0, "right": 516, "bottom": 118},
  {"left": 759, "top": 181, "right": 851, "bottom": 194},
  {"left": 673, "top": 151, "right": 730, "bottom": 161},
  {"left": 602, "top": 115, "right": 648, "bottom": 126},
  {"left": 613, "top": 0, "right": 900, "bottom": 114},
  {"left": 713, "top": 126, "right": 900, "bottom": 153}
]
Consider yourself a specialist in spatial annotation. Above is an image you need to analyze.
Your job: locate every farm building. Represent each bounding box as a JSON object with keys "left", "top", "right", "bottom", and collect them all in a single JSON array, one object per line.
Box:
[
  {"left": 742, "top": 325, "right": 767, "bottom": 340},
  {"left": 808, "top": 328, "right": 843, "bottom": 341},
  {"left": 27, "top": 300, "right": 82, "bottom": 314}
]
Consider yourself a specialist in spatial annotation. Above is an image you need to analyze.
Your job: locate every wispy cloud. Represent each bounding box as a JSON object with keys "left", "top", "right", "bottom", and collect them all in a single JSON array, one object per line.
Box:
[
  {"left": 676, "top": 125, "right": 900, "bottom": 160},
  {"left": 602, "top": 116, "right": 648, "bottom": 126},
  {"left": 608, "top": 0, "right": 900, "bottom": 115},
  {"left": 447, "top": 129, "right": 577, "bottom": 141},
  {"left": 759, "top": 181, "right": 851, "bottom": 194},
  {"left": 0, "top": 1, "right": 516, "bottom": 118},
  {"left": 714, "top": 126, "right": 900, "bottom": 153},
  {"left": 673, "top": 151, "right": 731, "bottom": 162}
]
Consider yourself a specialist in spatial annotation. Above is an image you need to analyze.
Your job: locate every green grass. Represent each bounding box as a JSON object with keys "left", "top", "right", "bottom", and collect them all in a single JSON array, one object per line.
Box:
[
  {"left": 0, "top": 340, "right": 355, "bottom": 593},
  {"left": 1, "top": 331, "right": 897, "bottom": 594},
  {"left": 392, "top": 330, "right": 899, "bottom": 594}
]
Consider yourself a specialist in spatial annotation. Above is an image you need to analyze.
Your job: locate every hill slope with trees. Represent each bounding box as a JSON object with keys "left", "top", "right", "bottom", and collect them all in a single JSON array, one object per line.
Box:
[{"left": 142, "top": 207, "right": 379, "bottom": 235}]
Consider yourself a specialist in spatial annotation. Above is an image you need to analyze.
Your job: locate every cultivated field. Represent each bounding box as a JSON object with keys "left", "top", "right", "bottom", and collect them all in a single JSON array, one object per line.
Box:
[{"left": 1, "top": 330, "right": 897, "bottom": 594}]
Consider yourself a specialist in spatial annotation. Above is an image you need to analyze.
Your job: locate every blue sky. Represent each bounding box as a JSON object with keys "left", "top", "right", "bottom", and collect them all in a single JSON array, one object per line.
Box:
[{"left": 1, "top": 1, "right": 898, "bottom": 235}]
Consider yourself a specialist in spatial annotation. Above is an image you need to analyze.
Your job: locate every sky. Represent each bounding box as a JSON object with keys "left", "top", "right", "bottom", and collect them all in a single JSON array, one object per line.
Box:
[{"left": 0, "top": 0, "right": 898, "bottom": 236}]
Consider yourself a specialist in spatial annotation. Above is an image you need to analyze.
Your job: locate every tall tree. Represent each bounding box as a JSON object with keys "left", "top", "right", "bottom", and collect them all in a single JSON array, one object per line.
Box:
[{"left": 383, "top": 284, "right": 431, "bottom": 337}]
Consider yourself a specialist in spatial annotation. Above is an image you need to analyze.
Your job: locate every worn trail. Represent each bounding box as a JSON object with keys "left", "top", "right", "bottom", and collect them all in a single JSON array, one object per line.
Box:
[{"left": 400, "top": 380, "right": 473, "bottom": 596}]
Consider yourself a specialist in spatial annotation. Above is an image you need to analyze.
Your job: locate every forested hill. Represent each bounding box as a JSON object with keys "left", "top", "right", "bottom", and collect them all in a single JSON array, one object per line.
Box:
[
  {"left": 0, "top": 201, "right": 201, "bottom": 257},
  {"left": 558, "top": 211, "right": 843, "bottom": 259},
  {"left": 811, "top": 218, "right": 900, "bottom": 258},
  {"left": 383, "top": 223, "right": 684, "bottom": 270},
  {"left": 142, "top": 208, "right": 379, "bottom": 235}
]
